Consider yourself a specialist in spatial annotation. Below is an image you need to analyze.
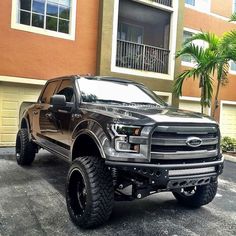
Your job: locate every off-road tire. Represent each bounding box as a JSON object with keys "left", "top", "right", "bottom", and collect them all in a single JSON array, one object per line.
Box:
[
  {"left": 66, "top": 156, "right": 114, "bottom": 229},
  {"left": 172, "top": 182, "right": 218, "bottom": 208},
  {"left": 15, "top": 129, "right": 36, "bottom": 165}
]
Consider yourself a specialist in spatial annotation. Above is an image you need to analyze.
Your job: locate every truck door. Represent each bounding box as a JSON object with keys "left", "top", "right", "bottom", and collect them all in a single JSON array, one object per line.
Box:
[
  {"left": 33, "top": 80, "right": 60, "bottom": 147},
  {"left": 51, "top": 79, "right": 75, "bottom": 148}
]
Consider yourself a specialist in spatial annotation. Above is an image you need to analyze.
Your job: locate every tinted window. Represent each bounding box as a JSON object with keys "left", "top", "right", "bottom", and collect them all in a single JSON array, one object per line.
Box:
[
  {"left": 40, "top": 81, "right": 59, "bottom": 104},
  {"left": 57, "top": 80, "right": 74, "bottom": 102}
]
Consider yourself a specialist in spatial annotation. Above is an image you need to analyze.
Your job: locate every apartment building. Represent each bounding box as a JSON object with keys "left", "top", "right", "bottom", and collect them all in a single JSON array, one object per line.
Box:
[
  {"left": 179, "top": 0, "right": 236, "bottom": 138},
  {"left": 0, "top": 0, "right": 184, "bottom": 146}
]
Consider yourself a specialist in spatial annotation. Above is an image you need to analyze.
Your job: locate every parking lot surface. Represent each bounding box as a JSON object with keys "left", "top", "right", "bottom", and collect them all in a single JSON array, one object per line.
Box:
[{"left": 0, "top": 150, "right": 235, "bottom": 236}]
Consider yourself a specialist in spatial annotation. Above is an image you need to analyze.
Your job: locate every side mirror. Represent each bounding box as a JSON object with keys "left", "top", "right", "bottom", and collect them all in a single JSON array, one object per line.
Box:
[{"left": 50, "top": 94, "right": 66, "bottom": 107}]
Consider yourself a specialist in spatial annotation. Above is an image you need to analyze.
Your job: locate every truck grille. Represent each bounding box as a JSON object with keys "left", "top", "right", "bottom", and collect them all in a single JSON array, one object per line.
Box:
[{"left": 151, "top": 124, "right": 219, "bottom": 161}]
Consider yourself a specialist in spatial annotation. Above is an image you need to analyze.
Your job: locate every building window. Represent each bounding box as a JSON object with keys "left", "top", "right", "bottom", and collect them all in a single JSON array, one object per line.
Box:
[
  {"left": 185, "top": 0, "right": 195, "bottom": 6},
  {"left": 19, "top": 0, "right": 70, "bottom": 34},
  {"left": 233, "top": 0, "right": 236, "bottom": 13},
  {"left": 182, "top": 31, "right": 194, "bottom": 63},
  {"left": 11, "top": 0, "right": 76, "bottom": 40},
  {"left": 231, "top": 61, "right": 236, "bottom": 72},
  {"left": 185, "top": 0, "right": 211, "bottom": 13},
  {"left": 182, "top": 29, "right": 208, "bottom": 65}
]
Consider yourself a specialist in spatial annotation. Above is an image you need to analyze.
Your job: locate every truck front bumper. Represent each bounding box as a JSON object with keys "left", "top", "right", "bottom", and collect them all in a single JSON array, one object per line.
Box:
[{"left": 105, "top": 157, "right": 224, "bottom": 190}]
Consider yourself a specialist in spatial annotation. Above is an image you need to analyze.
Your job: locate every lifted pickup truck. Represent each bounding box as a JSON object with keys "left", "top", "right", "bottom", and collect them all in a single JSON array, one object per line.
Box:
[{"left": 16, "top": 75, "right": 224, "bottom": 228}]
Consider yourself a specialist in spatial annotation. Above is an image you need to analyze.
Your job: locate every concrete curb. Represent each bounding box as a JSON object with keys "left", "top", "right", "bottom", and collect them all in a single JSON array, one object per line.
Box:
[
  {"left": 224, "top": 154, "right": 236, "bottom": 163},
  {"left": 0, "top": 147, "right": 15, "bottom": 156}
]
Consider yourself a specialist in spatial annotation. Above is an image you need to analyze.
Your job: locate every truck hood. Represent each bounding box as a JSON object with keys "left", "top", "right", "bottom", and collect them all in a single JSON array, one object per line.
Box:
[{"left": 83, "top": 104, "right": 217, "bottom": 125}]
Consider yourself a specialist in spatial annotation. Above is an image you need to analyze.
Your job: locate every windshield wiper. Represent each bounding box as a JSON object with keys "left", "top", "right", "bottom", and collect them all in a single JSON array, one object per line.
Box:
[
  {"left": 130, "top": 102, "right": 161, "bottom": 107},
  {"left": 94, "top": 99, "right": 130, "bottom": 105}
]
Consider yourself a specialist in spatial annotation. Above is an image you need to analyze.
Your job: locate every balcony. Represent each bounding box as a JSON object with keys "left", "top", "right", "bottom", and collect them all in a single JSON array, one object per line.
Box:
[
  {"left": 116, "top": 40, "right": 169, "bottom": 73},
  {"left": 152, "top": 0, "right": 172, "bottom": 7},
  {"left": 116, "top": 0, "right": 171, "bottom": 74}
]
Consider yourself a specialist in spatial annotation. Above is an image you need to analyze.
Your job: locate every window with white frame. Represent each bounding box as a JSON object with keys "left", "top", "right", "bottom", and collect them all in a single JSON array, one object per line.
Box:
[
  {"left": 233, "top": 0, "right": 236, "bottom": 13},
  {"left": 185, "top": 0, "right": 195, "bottom": 6},
  {"left": 182, "top": 31, "right": 194, "bottom": 63},
  {"left": 18, "top": 0, "right": 71, "bottom": 33},
  {"left": 12, "top": 0, "right": 76, "bottom": 39},
  {"left": 185, "top": 0, "right": 211, "bottom": 13},
  {"left": 231, "top": 61, "right": 236, "bottom": 72},
  {"left": 182, "top": 30, "right": 208, "bottom": 65}
]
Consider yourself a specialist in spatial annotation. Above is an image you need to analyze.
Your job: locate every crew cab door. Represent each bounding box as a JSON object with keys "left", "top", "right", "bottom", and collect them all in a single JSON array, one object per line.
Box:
[
  {"left": 32, "top": 80, "right": 60, "bottom": 142},
  {"left": 36, "top": 79, "right": 75, "bottom": 158}
]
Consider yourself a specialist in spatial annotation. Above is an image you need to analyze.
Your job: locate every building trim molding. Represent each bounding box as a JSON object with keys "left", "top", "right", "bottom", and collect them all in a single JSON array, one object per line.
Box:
[
  {"left": 179, "top": 96, "right": 211, "bottom": 115},
  {"left": 185, "top": 4, "right": 236, "bottom": 24},
  {"left": 154, "top": 91, "right": 172, "bottom": 105},
  {"left": 0, "top": 76, "right": 46, "bottom": 85}
]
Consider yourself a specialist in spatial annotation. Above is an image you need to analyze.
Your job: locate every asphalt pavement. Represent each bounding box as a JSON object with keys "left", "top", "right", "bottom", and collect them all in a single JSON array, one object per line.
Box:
[{"left": 0, "top": 149, "right": 235, "bottom": 236}]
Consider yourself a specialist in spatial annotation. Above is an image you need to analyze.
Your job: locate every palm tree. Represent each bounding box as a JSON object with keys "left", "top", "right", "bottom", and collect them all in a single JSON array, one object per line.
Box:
[
  {"left": 173, "top": 37, "right": 215, "bottom": 114},
  {"left": 174, "top": 29, "right": 236, "bottom": 117}
]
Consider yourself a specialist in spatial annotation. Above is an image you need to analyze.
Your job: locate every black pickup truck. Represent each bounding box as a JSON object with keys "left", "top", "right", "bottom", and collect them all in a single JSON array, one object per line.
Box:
[{"left": 16, "top": 75, "right": 224, "bottom": 228}]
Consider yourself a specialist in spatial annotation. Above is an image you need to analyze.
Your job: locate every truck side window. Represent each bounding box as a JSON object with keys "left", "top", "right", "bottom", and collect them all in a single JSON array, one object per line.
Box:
[
  {"left": 57, "top": 80, "right": 74, "bottom": 102},
  {"left": 40, "top": 81, "right": 59, "bottom": 104}
]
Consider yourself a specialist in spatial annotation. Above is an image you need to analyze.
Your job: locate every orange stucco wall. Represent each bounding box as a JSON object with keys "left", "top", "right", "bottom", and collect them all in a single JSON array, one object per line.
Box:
[
  {"left": 0, "top": 0, "right": 99, "bottom": 80},
  {"left": 184, "top": 8, "right": 236, "bottom": 36},
  {"left": 211, "top": 0, "right": 233, "bottom": 18}
]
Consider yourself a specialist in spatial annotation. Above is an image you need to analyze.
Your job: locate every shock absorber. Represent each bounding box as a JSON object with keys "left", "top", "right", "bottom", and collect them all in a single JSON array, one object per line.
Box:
[{"left": 111, "top": 168, "right": 118, "bottom": 187}]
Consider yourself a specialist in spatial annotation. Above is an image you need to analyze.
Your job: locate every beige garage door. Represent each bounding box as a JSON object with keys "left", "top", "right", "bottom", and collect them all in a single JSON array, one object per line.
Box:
[
  {"left": 221, "top": 104, "right": 236, "bottom": 138},
  {"left": 179, "top": 100, "right": 201, "bottom": 113},
  {"left": 0, "top": 82, "right": 42, "bottom": 146}
]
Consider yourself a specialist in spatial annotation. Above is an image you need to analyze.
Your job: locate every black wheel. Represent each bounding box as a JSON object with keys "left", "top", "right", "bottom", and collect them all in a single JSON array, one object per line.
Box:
[
  {"left": 15, "top": 129, "right": 36, "bottom": 165},
  {"left": 172, "top": 182, "right": 218, "bottom": 208},
  {"left": 66, "top": 156, "right": 114, "bottom": 229}
]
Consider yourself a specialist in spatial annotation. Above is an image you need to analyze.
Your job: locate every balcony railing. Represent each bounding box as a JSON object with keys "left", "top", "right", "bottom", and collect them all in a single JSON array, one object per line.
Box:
[
  {"left": 116, "top": 40, "right": 170, "bottom": 74},
  {"left": 152, "top": 0, "right": 172, "bottom": 7}
]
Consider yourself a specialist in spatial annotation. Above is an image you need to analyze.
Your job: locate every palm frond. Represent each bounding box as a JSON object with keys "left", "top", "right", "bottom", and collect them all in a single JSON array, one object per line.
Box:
[
  {"left": 176, "top": 44, "right": 205, "bottom": 62},
  {"left": 173, "top": 67, "right": 202, "bottom": 96},
  {"left": 184, "top": 32, "right": 219, "bottom": 50},
  {"left": 229, "top": 13, "right": 236, "bottom": 22}
]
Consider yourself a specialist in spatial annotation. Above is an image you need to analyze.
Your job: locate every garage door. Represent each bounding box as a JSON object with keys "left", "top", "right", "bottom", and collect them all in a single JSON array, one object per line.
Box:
[
  {"left": 221, "top": 104, "right": 236, "bottom": 138},
  {"left": 0, "top": 82, "right": 43, "bottom": 146},
  {"left": 179, "top": 100, "right": 201, "bottom": 113}
]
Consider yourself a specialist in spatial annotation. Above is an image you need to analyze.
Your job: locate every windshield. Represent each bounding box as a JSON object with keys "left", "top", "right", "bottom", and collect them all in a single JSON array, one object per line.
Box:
[{"left": 77, "top": 78, "right": 167, "bottom": 107}]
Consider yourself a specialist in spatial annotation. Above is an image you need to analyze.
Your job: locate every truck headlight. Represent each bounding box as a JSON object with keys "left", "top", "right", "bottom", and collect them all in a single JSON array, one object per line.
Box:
[{"left": 111, "top": 124, "right": 142, "bottom": 153}]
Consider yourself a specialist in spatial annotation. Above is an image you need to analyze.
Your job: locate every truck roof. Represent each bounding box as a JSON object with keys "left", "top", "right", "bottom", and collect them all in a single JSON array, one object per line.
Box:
[
  {"left": 48, "top": 75, "right": 143, "bottom": 86},
  {"left": 78, "top": 76, "right": 143, "bottom": 86}
]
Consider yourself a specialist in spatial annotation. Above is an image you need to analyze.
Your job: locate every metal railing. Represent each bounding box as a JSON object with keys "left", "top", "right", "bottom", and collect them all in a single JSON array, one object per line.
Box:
[
  {"left": 116, "top": 40, "right": 170, "bottom": 74},
  {"left": 152, "top": 0, "right": 172, "bottom": 7}
]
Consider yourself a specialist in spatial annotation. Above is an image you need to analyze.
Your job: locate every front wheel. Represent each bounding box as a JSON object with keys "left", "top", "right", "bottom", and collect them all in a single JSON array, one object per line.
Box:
[
  {"left": 66, "top": 156, "right": 114, "bottom": 229},
  {"left": 172, "top": 182, "right": 218, "bottom": 208}
]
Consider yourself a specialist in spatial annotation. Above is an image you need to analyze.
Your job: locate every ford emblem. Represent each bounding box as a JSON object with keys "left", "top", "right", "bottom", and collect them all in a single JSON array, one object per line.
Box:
[{"left": 186, "top": 137, "right": 202, "bottom": 148}]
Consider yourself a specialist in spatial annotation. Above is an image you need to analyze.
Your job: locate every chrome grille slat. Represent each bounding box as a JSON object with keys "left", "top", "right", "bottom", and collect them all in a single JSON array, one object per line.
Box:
[
  {"left": 151, "top": 150, "right": 218, "bottom": 160},
  {"left": 152, "top": 137, "right": 218, "bottom": 146},
  {"left": 151, "top": 125, "right": 219, "bottom": 161},
  {"left": 154, "top": 126, "right": 217, "bottom": 133}
]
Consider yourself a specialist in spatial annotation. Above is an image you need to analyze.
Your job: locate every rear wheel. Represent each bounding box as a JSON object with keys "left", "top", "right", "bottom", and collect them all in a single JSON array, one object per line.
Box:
[
  {"left": 172, "top": 182, "right": 218, "bottom": 208},
  {"left": 66, "top": 156, "right": 114, "bottom": 229},
  {"left": 15, "top": 129, "right": 36, "bottom": 165}
]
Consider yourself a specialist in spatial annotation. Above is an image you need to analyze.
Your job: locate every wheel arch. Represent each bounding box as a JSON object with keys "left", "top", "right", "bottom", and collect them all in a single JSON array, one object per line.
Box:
[{"left": 71, "top": 130, "right": 106, "bottom": 162}]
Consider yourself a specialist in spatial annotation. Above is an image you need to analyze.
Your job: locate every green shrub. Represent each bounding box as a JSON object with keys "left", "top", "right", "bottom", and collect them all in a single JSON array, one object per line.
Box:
[{"left": 221, "top": 136, "right": 236, "bottom": 152}]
